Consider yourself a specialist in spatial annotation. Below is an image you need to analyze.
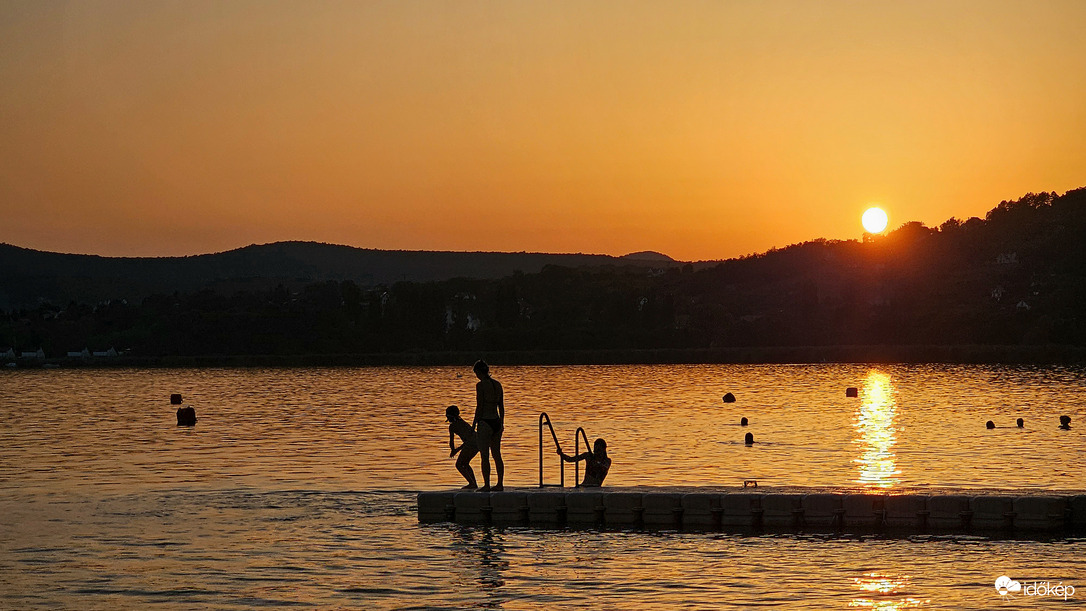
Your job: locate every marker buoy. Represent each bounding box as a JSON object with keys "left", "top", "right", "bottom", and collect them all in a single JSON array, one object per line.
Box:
[{"left": 173, "top": 393, "right": 197, "bottom": 426}]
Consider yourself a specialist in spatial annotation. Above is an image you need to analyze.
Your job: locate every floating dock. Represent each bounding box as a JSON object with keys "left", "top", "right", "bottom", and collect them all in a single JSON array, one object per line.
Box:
[{"left": 418, "top": 487, "right": 1086, "bottom": 534}]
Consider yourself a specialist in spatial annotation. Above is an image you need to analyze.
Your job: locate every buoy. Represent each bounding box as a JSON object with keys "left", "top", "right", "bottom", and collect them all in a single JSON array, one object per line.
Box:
[
  {"left": 744, "top": 432, "right": 754, "bottom": 445},
  {"left": 722, "top": 392, "right": 736, "bottom": 403},
  {"left": 740, "top": 417, "right": 748, "bottom": 426},
  {"left": 177, "top": 406, "right": 197, "bottom": 426},
  {"left": 173, "top": 393, "right": 196, "bottom": 426},
  {"left": 845, "top": 387, "right": 859, "bottom": 397},
  {"left": 985, "top": 420, "right": 995, "bottom": 429}
]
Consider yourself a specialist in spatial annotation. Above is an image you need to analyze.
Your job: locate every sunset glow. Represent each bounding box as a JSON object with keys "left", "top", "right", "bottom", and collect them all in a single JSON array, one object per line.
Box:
[{"left": 2, "top": 1, "right": 1085, "bottom": 260}]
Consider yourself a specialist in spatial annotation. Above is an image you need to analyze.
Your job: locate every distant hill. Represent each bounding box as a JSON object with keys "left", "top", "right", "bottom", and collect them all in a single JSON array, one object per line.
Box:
[
  {"left": 3, "top": 187, "right": 1085, "bottom": 360},
  {"left": 620, "top": 251, "right": 676, "bottom": 262},
  {"left": 0, "top": 241, "right": 681, "bottom": 309}
]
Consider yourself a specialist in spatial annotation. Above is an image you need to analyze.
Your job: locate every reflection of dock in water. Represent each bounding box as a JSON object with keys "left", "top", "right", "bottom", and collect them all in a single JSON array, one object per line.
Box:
[{"left": 418, "top": 486, "right": 1086, "bottom": 535}]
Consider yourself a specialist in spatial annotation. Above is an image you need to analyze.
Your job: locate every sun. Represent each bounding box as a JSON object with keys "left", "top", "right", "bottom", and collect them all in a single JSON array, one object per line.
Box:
[{"left": 862, "top": 207, "right": 888, "bottom": 234}]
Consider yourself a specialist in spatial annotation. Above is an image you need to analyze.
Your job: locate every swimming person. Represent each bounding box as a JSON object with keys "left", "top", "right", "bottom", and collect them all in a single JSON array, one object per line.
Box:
[
  {"left": 1059, "top": 415, "right": 1072, "bottom": 430},
  {"left": 446, "top": 405, "right": 478, "bottom": 489},
  {"left": 559, "top": 438, "right": 611, "bottom": 487},
  {"left": 471, "top": 360, "right": 504, "bottom": 492}
]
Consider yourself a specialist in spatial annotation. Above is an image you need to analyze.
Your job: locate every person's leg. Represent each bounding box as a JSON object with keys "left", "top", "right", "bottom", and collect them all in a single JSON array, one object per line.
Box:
[
  {"left": 456, "top": 450, "right": 477, "bottom": 488},
  {"left": 491, "top": 428, "right": 504, "bottom": 490},
  {"left": 477, "top": 423, "right": 493, "bottom": 491}
]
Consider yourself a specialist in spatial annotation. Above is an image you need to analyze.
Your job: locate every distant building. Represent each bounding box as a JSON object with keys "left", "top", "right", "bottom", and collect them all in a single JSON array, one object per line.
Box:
[
  {"left": 92, "top": 347, "right": 119, "bottom": 357},
  {"left": 67, "top": 348, "right": 91, "bottom": 359},
  {"left": 2, "top": 348, "right": 15, "bottom": 360},
  {"left": 465, "top": 315, "right": 481, "bottom": 332},
  {"left": 1016, "top": 301, "right": 1031, "bottom": 311},
  {"left": 21, "top": 348, "right": 46, "bottom": 359}
]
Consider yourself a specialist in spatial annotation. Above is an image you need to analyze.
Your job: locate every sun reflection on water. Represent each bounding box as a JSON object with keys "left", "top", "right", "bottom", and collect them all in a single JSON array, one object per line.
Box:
[
  {"left": 853, "top": 370, "right": 901, "bottom": 489},
  {"left": 849, "top": 573, "right": 930, "bottom": 608}
]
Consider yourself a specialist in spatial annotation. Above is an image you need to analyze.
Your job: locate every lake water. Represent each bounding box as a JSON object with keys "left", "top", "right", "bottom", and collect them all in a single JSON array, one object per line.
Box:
[{"left": 1, "top": 364, "right": 1084, "bottom": 608}]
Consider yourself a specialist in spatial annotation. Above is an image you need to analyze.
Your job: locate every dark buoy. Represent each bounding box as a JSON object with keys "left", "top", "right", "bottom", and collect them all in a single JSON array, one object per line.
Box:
[
  {"left": 173, "top": 393, "right": 197, "bottom": 427},
  {"left": 845, "top": 387, "right": 859, "bottom": 398},
  {"left": 1059, "top": 415, "right": 1072, "bottom": 430},
  {"left": 1016, "top": 418, "right": 1024, "bottom": 428},
  {"left": 740, "top": 417, "right": 748, "bottom": 426},
  {"left": 744, "top": 432, "right": 754, "bottom": 445},
  {"left": 985, "top": 420, "right": 995, "bottom": 429},
  {"left": 722, "top": 392, "right": 736, "bottom": 403}
]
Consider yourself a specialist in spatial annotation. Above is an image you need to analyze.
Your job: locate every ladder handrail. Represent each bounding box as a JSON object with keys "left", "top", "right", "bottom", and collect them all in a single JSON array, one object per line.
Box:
[
  {"left": 538, "top": 412, "right": 565, "bottom": 487},
  {"left": 573, "top": 426, "right": 591, "bottom": 487}
]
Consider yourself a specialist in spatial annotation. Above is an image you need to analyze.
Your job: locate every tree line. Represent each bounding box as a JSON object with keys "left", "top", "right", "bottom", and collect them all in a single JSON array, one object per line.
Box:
[{"left": 4, "top": 188, "right": 1085, "bottom": 360}]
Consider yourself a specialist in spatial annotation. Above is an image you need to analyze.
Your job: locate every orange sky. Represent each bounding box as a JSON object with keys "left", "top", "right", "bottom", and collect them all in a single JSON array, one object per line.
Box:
[{"left": 2, "top": 1, "right": 1084, "bottom": 261}]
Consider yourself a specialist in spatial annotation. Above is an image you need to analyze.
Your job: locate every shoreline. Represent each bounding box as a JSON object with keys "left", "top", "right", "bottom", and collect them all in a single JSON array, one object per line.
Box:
[{"left": 5, "top": 344, "right": 1086, "bottom": 369}]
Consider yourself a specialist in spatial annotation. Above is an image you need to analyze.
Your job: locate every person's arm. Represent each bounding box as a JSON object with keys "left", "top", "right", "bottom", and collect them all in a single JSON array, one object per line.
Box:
[
  {"left": 496, "top": 381, "right": 504, "bottom": 423},
  {"left": 449, "top": 429, "right": 460, "bottom": 457},
  {"left": 473, "top": 382, "right": 482, "bottom": 430},
  {"left": 561, "top": 451, "right": 592, "bottom": 463}
]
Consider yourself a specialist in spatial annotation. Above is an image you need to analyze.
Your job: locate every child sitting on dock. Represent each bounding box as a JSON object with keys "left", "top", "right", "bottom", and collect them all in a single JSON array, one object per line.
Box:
[
  {"left": 559, "top": 438, "right": 612, "bottom": 487},
  {"left": 446, "top": 405, "right": 478, "bottom": 489}
]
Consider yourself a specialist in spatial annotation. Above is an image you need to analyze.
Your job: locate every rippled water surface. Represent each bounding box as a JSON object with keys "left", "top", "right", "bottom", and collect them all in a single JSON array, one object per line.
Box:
[{"left": 2, "top": 364, "right": 1084, "bottom": 608}]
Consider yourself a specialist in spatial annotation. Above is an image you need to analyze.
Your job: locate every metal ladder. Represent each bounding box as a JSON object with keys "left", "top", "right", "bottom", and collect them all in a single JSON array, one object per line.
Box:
[
  {"left": 573, "top": 426, "right": 591, "bottom": 488},
  {"left": 538, "top": 413, "right": 593, "bottom": 488}
]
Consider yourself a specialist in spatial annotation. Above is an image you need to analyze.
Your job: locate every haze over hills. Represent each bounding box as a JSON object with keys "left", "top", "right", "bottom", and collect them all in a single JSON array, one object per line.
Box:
[{"left": 0, "top": 241, "right": 679, "bottom": 310}]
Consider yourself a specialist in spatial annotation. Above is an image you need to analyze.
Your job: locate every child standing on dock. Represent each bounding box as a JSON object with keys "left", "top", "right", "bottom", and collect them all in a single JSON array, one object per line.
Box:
[
  {"left": 560, "top": 438, "right": 612, "bottom": 487},
  {"left": 446, "top": 405, "right": 478, "bottom": 489}
]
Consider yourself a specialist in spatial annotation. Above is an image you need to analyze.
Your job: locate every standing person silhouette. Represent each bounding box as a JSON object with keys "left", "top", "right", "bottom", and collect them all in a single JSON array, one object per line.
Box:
[{"left": 471, "top": 360, "right": 504, "bottom": 491}]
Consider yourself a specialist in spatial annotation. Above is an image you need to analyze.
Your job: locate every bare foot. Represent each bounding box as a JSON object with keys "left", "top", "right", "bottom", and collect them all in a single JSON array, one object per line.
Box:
[
  {"left": 492, "top": 484, "right": 504, "bottom": 492},
  {"left": 478, "top": 485, "right": 491, "bottom": 492},
  {"left": 461, "top": 484, "right": 477, "bottom": 490}
]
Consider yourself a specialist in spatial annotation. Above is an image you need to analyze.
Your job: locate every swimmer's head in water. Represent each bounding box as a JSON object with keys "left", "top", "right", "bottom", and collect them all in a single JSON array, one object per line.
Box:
[
  {"left": 1017, "top": 418, "right": 1024, "bottom": 428},
  {"left": 472, "top": 360, "right": 489, "bottom": 377},
  {"left": 593, "top": 438, "right": 607, "bottom": 454},
  {"left": 445, "top": 405, "right": 460, "bottom": 422},
  {"left": 986, "top": 420, "right": 995, "bottom": 429},
  {"left": 744, "top": 432, "right": 754, "bottom": 445}
]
